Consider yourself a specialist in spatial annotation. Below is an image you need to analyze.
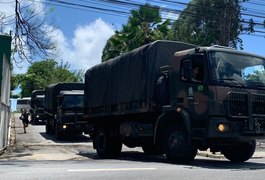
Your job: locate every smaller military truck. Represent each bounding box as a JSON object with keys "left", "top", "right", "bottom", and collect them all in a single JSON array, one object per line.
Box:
[
  {"left": 44, "top": 83, "right": 86, "bottom": 138},
  {"left": 30, "top": 90, "right": 45, "bottom": 124}
]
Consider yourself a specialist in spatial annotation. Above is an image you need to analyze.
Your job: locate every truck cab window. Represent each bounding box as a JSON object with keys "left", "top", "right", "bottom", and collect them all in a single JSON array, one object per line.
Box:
[{"left": 181, "top": 55, "right": 204, "bottom": 82}]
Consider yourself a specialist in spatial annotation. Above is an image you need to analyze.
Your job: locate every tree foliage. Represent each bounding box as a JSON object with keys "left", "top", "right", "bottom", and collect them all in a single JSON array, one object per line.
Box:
[
  {"left": 13, "top": 59, "right": 82, "bottom": 97},
  {"left": 244, "top": 70, "right": 265, "bottom": 83},
  {"left": 102, "top": 3, "right": 173, "bottom": 61},
  {"left": 172, "top": 0, "right": 249, "bottom": 49}
]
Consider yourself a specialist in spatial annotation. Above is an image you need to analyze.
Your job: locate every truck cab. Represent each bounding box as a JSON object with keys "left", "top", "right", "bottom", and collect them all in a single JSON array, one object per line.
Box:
[
  {"left": 30, "top": 90, "right": 45, "bottom": 124},
  {"left": 157, "top": 46, "right": 265, "bottom": 162},
  {"left": 55, "top": 90, "right": 87, "bottom": 137},
  {"left": 44, "top": 82, "right": 85, "bottom": 138},
  {"left": 32, "top": 95, "right": 45, "bottom": 124}
]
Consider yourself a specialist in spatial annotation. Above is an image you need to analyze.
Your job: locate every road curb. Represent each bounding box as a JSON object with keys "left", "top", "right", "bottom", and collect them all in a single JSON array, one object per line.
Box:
[{"left": 197, "top": 145, "right": 265, "bottom": 159}]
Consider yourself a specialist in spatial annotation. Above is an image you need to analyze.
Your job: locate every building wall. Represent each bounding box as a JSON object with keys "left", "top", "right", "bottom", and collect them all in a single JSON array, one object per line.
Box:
[{"left": 0, "top": 35, "right": 12, "bottom": 151}]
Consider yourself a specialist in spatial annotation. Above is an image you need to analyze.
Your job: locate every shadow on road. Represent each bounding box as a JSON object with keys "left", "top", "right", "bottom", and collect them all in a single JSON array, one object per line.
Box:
[
  {"left": 78, "top": 150, "right": 265, "bottom": 170},
  {"left": 39, "top": 132, "right": 91, "bottom": 143},
  {"left": 193, "top": 159, "right": 265, "bottom": 170}
]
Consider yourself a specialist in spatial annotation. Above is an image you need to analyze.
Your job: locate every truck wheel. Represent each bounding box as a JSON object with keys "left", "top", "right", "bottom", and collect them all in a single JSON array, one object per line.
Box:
[
  {"left": 45, "top": 124, "right": 52, "bottom": 135},
  {"left": 55, "top": 124, "right": 62, "bottom": 140},
  {"left": 222, "top": 140, "right": 256, "bottom": 162},
  {"left": 162, "top": 124, "right": 196, "bottom": 163},
  {"left": 95, "top": 128, "right": 122, "bottom": 158},
  {"left": 111, "top": 138, "right": 122, "bottom": 156},
  {"left": 142, "top": 143, "right": 163, "bottom": 155}
]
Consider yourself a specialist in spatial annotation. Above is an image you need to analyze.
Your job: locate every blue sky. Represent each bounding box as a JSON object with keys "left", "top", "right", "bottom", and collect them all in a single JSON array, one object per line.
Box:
[
  {"left": 3, "top": 0, "right": 264, "bottom": 111},
  {"left": 48, "top": 0, "right": 265, "bottom": 69},
  {"left": 1, "top": 0, "right": 264, "bottom": 74}
]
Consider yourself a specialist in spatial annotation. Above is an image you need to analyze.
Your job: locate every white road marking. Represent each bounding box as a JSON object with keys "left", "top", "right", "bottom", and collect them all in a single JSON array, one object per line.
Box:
[{"left": 67, "top": 167, "right": 157, "bottom": 172}]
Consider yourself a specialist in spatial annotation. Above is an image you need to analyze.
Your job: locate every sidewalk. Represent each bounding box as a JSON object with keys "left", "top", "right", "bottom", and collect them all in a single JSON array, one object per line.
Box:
[
  {"left": 197, "top": 140, "right": 265, "bottom": 159},
  {"left": 198, "top": 143, "right": 265, "bottom": 159},
  {"left": 0, "top": 113, "right": 92, "bottom": 161}
]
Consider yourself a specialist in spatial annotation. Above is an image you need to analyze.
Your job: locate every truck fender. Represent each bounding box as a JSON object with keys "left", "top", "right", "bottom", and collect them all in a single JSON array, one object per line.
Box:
[{"left": 153, "top": 108, "right": 192, "bottom": 144}]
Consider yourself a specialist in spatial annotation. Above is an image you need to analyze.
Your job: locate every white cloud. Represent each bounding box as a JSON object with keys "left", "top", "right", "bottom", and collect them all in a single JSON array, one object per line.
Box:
[
  {"left": 54, "top": 18, "right": 115, "bottom": 71},
  {"left": 2, "top": 1, "right": 114, "bottom": 74},
  {"left": 13, "top": 18, "right": 114, "bottom": 75}
]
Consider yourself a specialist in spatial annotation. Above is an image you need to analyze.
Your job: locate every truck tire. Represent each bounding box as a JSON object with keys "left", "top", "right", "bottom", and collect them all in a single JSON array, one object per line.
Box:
[
  {"left": 95, "top": 128, "right": 122, "bottom": 158},
  {"left": 162, "top": 124, "right": 197, "bottom": 163},
  {"left": 222, "top": 140, "right": 256, "bottom": 162},
  {"left": 45, "top": 124, "right": 52, "bottom": 135},
  {"left": 55, "top": 123, "right": 63, "bottom": 140},
  {"left": 142, "top": 143, "right": 163, "bottom": 155}
]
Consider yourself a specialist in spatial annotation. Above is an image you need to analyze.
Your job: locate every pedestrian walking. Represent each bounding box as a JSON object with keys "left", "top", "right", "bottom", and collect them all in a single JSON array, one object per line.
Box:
[{"left": 19, "top": 109, "right": 30, "bottom": 133}]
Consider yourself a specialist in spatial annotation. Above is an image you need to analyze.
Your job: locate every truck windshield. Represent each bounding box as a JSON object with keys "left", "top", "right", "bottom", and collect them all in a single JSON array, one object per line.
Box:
[
  {"left": 63, "top": 95, "right": 84, "bottom": 109},
  {"left": 209, "top": 51, "right": 265, "bottom": 88},
  {"left": 36, "top": 98, "right": 44, "bottom": 108}
]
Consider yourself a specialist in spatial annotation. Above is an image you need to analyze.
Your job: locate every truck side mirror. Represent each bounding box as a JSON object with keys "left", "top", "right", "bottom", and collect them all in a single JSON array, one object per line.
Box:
[{"left": 160, "top": 65, "right": 172, "bottom": 76}]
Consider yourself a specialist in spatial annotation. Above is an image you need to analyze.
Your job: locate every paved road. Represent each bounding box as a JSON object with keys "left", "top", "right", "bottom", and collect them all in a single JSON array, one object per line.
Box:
[
  {"left": 1, "top": 155, "right": 265, "bottom": 180},
  {"left": 1, "top": 113, "right": 265, "bottom": 180}
]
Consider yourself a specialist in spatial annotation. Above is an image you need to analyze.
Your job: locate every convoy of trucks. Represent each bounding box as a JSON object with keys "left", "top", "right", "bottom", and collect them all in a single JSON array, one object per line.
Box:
[
  {"left": 43, "top": 82, "right": 86, "bottom": 138},
  {"left": 83, "top": 40, "right": 265, "bottom": 163},
  {"left": 28, "top": 40, "right": 265, "bottom": 163}
]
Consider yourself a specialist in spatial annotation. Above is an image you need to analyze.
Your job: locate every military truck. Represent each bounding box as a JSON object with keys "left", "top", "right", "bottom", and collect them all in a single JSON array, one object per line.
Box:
[
  {"left": 44, "top": 83, "right": 86, "bottom": 138},
  {"left": 30, "top": 90, "right": 45, "bottom": 124},
  {"left": 84, "top": 40, "right": 265, "bottom": 163}
]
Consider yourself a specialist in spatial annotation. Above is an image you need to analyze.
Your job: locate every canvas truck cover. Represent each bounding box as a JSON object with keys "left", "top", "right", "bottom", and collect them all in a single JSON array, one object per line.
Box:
[
  {"left": 44, "top": 82, "right": 84, "bottom": 113},
  {"left": 85, "top": 40, "right": 196, "bottom": 112},
  {"left": 31, "top": 90, "right": 45, "bottom": 108}
]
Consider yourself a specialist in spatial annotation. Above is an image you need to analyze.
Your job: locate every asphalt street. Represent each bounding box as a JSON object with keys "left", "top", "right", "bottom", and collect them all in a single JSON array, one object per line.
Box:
[
  {"left": 1, "top": 113, "right": 265, "bottom": 180},
  {"left": 2, "top": 113, "right": 265, "bottom": 161}
]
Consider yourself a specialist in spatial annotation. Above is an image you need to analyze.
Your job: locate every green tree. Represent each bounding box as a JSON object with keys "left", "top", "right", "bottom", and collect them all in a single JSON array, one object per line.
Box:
[
  {"left": 172, "top": 0, "right": 248, "bottom": 49},
  {"left": 16, "top": 59, "right": 82, "bottom": 97},
  {"left": 102, "top": 3, "right": 172, "bottom": 61}
]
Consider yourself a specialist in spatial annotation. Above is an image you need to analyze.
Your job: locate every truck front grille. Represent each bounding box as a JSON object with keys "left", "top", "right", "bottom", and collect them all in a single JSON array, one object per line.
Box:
[
  {"left": 252, "top": 93, "right": 265, "bottom": 116},
  {"left": 227, "top": 93, "right": 248, "bottom": 118},
  {"left": 227, "top": 92, "right": 265, "bottom": 118}
]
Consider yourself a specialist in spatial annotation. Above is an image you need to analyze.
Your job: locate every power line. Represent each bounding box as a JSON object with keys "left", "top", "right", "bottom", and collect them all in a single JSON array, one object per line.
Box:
[
  {"left": 52, "top": 0, "right": 130, "bottom": 15},
  {"left": 47, "top": 0, "right": 265, "bottom": 34},
  {"left": 6, "top": 0, "right": 265, "bottom": 37}
]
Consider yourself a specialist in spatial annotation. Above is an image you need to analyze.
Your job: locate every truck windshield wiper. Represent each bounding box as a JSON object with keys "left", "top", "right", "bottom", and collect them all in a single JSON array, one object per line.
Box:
[{"left": 219, "top": 78, "right": 245, "bottom": 87}]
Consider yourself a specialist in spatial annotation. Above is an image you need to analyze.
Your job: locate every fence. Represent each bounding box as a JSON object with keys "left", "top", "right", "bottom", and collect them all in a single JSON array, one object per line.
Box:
[{"left": 0, "top": 53, "right": 11, "bottom": 152}]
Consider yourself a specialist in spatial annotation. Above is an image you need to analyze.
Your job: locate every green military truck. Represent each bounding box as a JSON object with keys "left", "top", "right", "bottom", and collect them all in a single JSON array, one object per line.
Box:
[
  {"left": 84, "top": 40, "right": 265, "bottom": 163},
  {"left": 44, "top": 83, "right": 86, "bottom": 138},
  {"left": 30, "top": 90, "right": 45, "bottom": 124}
]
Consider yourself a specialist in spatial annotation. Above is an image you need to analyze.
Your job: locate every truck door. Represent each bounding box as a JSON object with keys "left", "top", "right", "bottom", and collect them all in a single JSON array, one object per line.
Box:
[{"left": 180, "top": 54, "right": 209, "bottom": 122}]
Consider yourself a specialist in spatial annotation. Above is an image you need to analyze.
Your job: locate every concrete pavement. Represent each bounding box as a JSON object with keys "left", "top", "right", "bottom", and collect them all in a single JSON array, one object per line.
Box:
[{"left": 0, "top": 113, "right": 92, "bottom": 161}]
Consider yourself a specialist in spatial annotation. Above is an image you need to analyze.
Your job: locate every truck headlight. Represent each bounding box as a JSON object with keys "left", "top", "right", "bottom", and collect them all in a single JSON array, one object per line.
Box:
[{"left": 217, "top": 123, "right": 229, "bottom": 132}]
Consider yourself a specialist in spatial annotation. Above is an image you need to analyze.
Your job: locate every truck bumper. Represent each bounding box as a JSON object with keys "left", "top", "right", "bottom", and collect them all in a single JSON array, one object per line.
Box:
[
  {"left": 34, "top": 114, "right": 46, "bottom": 124},
  {"left": 207, "top": 117, "right": 265, "bottom": 139},
  {"left": 59, "top": 121, "right": 89, "bottom": 134}
]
